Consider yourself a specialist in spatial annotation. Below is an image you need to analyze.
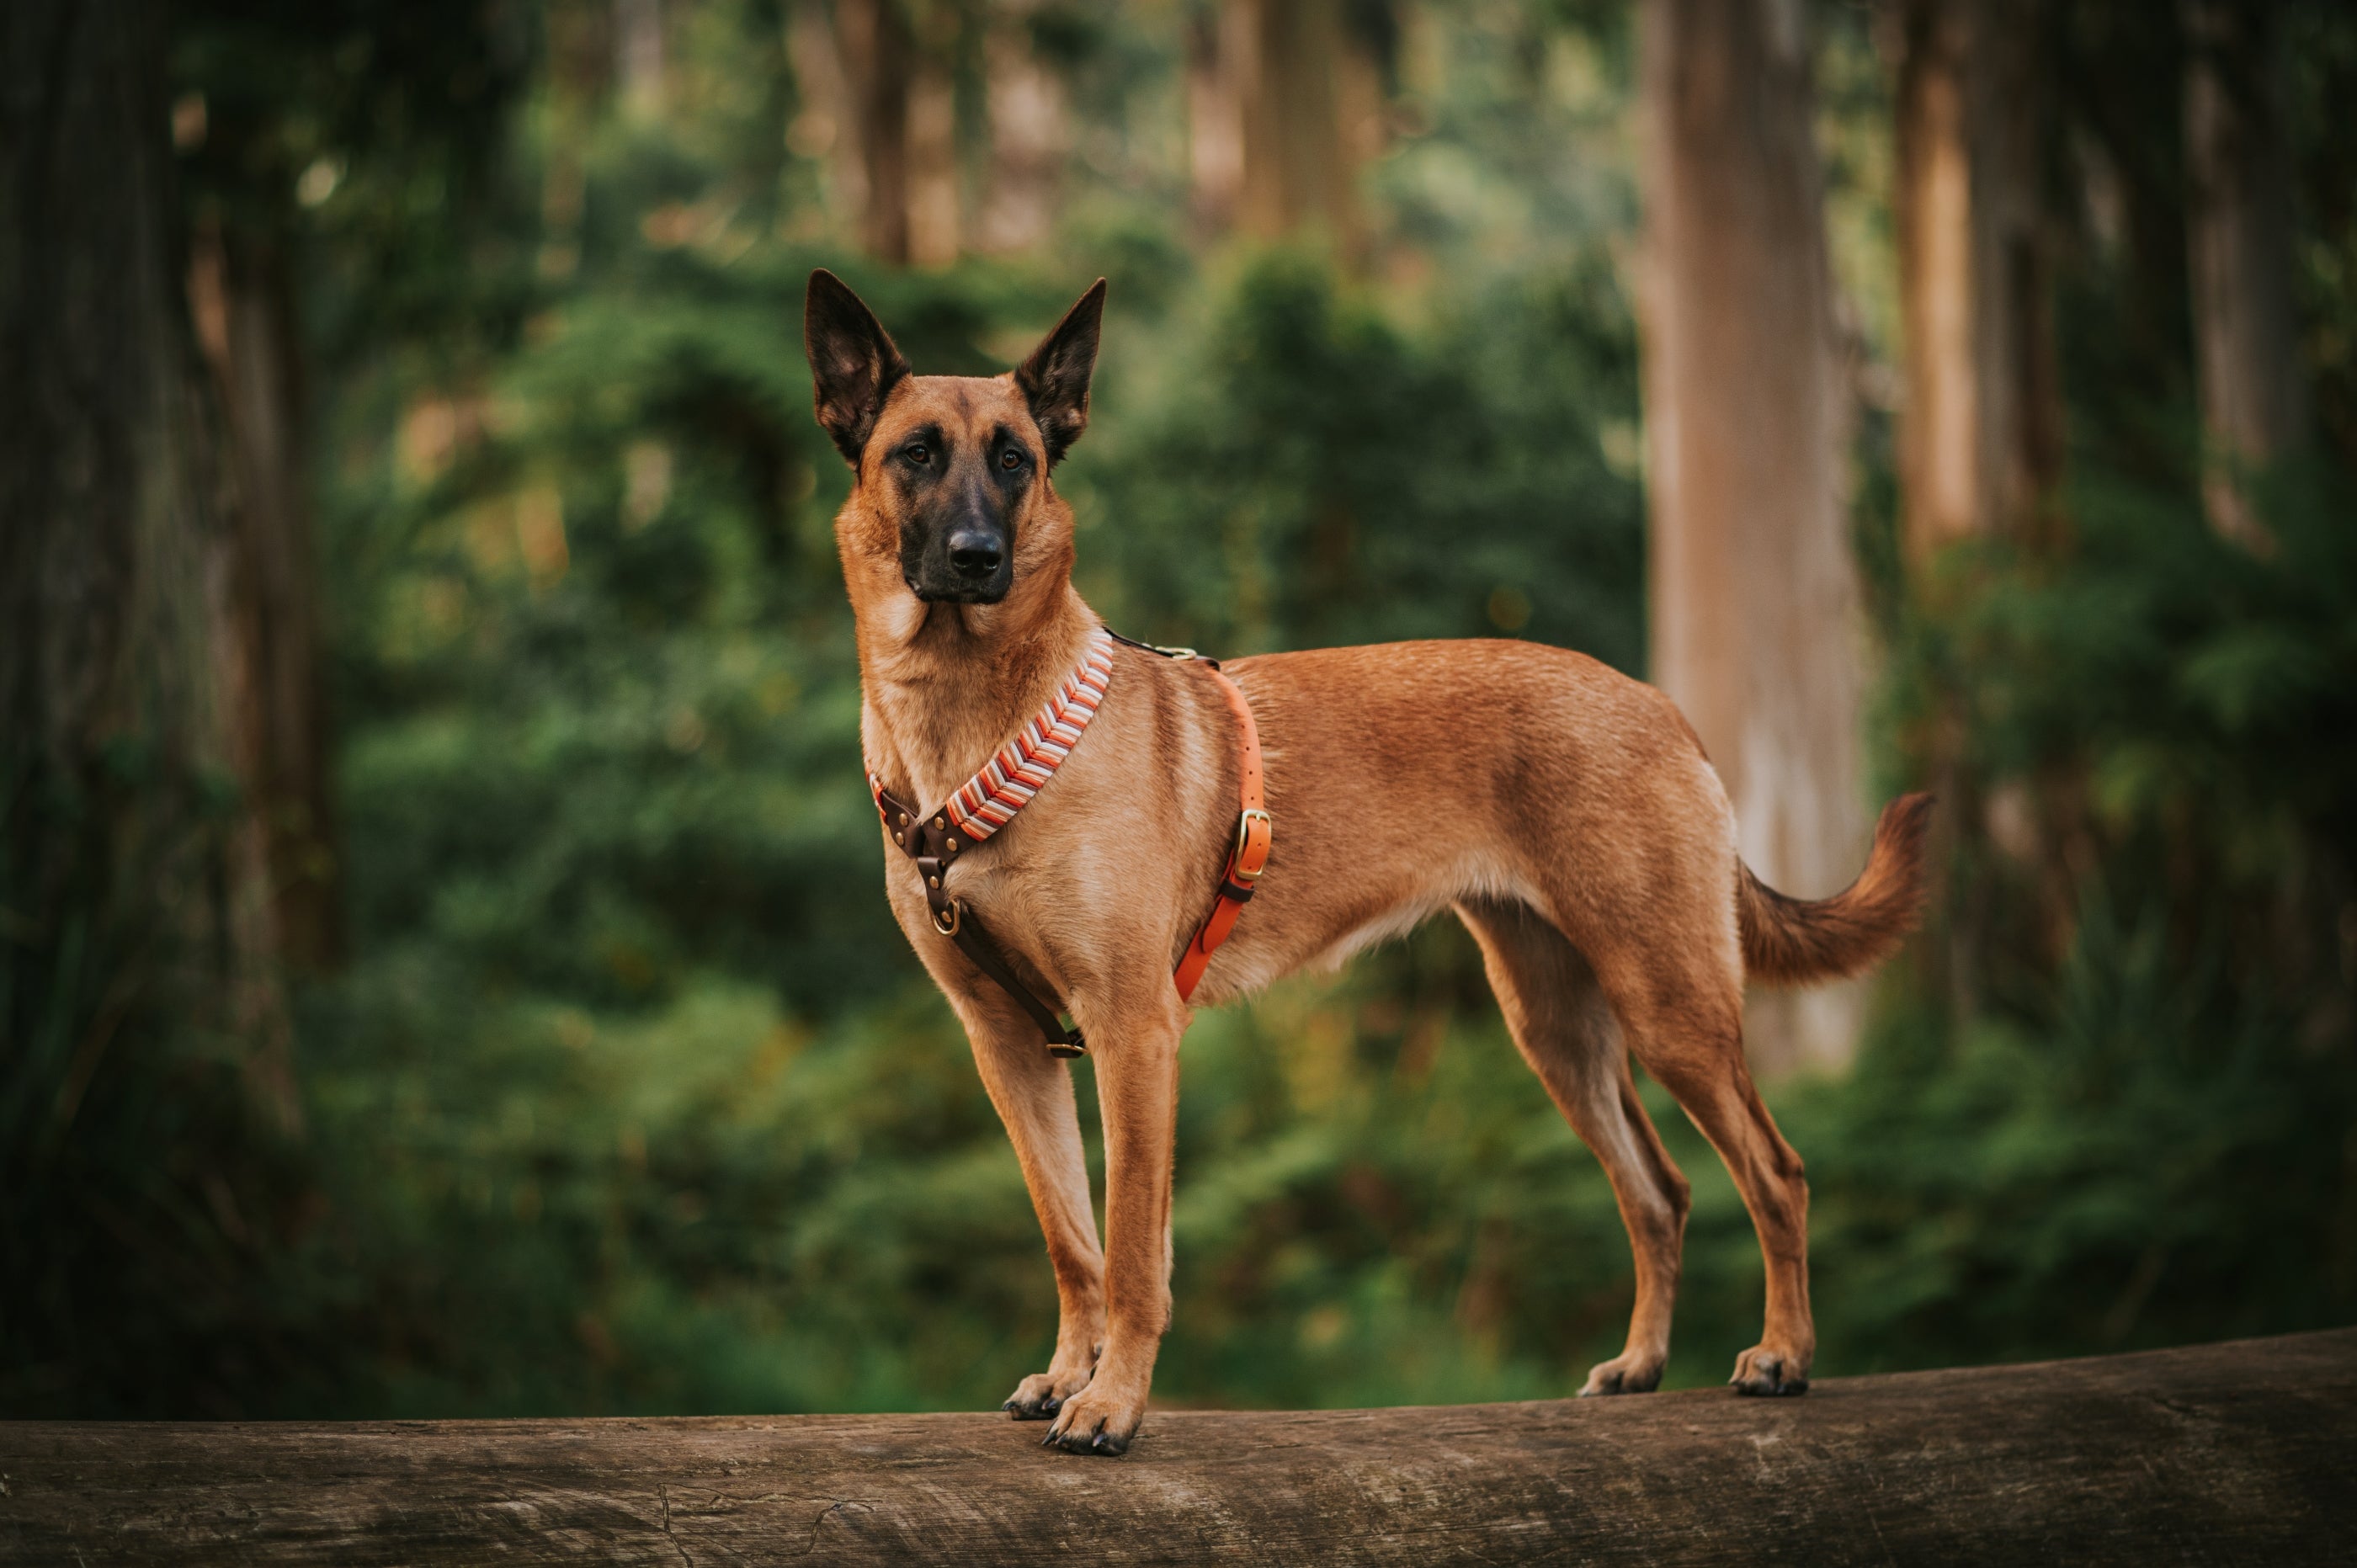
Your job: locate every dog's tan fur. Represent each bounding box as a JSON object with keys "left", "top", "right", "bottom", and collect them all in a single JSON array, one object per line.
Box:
[{"left": 809, "top": 271, "right": 1933, "bottom": 1455}]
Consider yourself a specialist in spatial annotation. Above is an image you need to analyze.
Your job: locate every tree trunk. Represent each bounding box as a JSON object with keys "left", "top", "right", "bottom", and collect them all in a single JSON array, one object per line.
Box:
[
  {"left": 615, "top": 0, "right": 666, "bottom": 121},
  {"left": 1892, "top": 0, "right": 2065, "bottom": 560},
  {"left": 978, "top": 5, "right": 1067, "bottom": 255},
  {"left": 7, "top": 1331, "right": 2352, "bottom": 1562},
  {"left": 835, "top": 0, "right": 912, "bottom": 265},
  {"left": 1188, "top": 3, "right": 1246, "bottom": 236},
  {"left": 905, "top": 40, "right": 960, "bottom": 268},
  {"left": 539, "top": 0, "right": 611, "bottom": 281},
  {"left": 787, "top": 1, "right": 868, "bottom": 233},
  {"left": 1194, "top": 0, "right": 1381, "bottom": 252},
  {"left": 2183, "top": 0, "right": 2305, "bottom": 545},
  {"left": 1, "top": 0, "right": 299, "bottom": 1406},
  {"left": 1239, "top": 0, "right": 1343, "bottom": 245},
  {"left": 1639, "top": 0, "right": 1869, "bottom": 1076},
  {"left": 186, "top": 224, "right": 343, "bottom": 971},
  {"left": 1890, "top": 0, "right": 2067, "bottom": 1019}
]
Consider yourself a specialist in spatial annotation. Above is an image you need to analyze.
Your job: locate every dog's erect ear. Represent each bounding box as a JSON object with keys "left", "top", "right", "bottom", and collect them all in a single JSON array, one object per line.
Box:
[
  {"left": 1014, "top": 279, "right": 1107, "bottom": 466},
  {"left": 805, "top": 268, "right": 912, "bottom": 466}
]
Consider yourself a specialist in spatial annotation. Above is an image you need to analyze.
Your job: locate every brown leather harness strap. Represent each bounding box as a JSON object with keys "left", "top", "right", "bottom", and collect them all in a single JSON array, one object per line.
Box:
[
  {"left": 871, "top": 627, "right": 1273, "bottom": 1058},
  {"left": 873, "top": 779, "right": 1089, "bottom": 1056}
]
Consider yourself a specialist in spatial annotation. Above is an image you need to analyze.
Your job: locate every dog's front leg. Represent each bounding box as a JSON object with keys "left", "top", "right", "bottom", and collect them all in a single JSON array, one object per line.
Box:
[
  {"left": 951, "top": 991, "right": 1107, "bottom": 1420},
  {"left": 1041, "top": 989, "right": 1184, "bottom": 1457}
]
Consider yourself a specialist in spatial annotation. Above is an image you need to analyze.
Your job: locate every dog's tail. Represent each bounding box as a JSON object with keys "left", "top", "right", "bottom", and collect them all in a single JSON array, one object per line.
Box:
[{"left": 1737, "top": 793, "right": 1935, "bottom": 987}]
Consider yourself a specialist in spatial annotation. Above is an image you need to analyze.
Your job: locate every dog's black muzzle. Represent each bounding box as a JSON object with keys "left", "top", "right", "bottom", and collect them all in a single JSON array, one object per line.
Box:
[{"left": 903, "top": 516, "right": 1013, "bottom": 603}]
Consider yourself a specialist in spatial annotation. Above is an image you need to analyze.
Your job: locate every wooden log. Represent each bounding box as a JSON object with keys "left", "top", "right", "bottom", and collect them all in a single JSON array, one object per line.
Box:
[{"left": 3, "top": 1330, "right": 2353, "bottom": 1565}]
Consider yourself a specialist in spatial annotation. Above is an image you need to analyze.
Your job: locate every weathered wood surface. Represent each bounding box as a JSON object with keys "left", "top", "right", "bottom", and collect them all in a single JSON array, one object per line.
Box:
[{"left": 3, "top": 1329, "right": 2353, "bottom": 1565}]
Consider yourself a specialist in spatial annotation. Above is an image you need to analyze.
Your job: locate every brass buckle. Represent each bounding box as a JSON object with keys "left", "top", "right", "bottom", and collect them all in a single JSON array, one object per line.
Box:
[
  {"left": 931, "top": 899, "right": 961, "bottom": 937},
  {"left": 1232, "top": 808, "right": 1273, "bottom": 882}
]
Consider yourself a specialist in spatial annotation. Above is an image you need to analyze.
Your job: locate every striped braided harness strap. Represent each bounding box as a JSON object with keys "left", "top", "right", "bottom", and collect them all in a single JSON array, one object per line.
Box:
[{"left": 869, "top": 625, "right": 1273, "bottom": 1057}]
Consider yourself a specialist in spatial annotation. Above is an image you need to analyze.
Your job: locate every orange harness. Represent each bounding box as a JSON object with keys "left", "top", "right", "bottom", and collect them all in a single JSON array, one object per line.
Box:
[
  {"left": 1163, "top": 648, "right": 1273, "bottom": 1002},
  {"left": 869, "top": 628, "right": 1272, "bottom": 1056}
]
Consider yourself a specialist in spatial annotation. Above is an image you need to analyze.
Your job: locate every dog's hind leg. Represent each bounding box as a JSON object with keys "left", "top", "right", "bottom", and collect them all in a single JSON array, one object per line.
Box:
[
  {"left": 1457, "top": 898, "right": 1692, "bottom": 1396},
  {"left": 949, "top": 989, "right": 1107, "bottom": 1422},
  {"left": 1584, "top": 942, "right": 1817, "bottom": 1396}
]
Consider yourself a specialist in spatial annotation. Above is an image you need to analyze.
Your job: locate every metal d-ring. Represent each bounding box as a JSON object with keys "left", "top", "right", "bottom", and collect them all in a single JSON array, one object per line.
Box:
[{"left": 932, "top": 899, "right": 962, "bottom": 937}]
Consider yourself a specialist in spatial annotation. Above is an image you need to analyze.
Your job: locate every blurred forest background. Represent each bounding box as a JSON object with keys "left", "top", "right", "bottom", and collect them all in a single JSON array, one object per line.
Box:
[{"left": 4, "top": 0, "right": 2354, "bottom": 1418}]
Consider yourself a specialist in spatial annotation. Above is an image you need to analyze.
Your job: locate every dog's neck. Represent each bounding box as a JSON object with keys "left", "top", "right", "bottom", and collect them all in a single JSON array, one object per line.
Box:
[{"left": 851, "top": 554, "right": 1098, "bottom": 813}]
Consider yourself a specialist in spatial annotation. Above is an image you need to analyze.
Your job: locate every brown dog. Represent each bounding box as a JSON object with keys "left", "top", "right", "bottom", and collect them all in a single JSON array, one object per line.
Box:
[{"left": 806, "top": 269, "right": 1931, "bottom": 1456}]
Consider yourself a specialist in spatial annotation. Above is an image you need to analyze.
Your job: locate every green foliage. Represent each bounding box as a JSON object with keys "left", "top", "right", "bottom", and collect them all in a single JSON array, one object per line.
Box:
[
  {"left": 1884, "top": 459, "right": 2357, "bottom": 1011},
  {"left": 1843, "top": 455, "right": 2357, "bottom": 1369},
  {"left": 1074, "top": 252, "right": 1644, "bottom": 665},
  {"left": 1800, "top": 922, "right": 2355, "bottom": 1373}
]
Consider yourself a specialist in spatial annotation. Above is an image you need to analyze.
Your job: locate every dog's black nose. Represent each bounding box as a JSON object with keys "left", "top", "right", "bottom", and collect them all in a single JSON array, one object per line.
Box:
[{"left": 948, "top": 528, "right": 1003, "bottom": 580}]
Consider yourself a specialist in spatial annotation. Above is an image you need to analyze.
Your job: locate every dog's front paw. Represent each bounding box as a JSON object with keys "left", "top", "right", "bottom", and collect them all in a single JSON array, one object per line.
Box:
[
  {"left": 1002, "top": 1365, "right": 1094, "bottom": 1421},
  {"left": 1729, "top": 1343, "right": 1811, "bottom": 1396},
  {"left": 1039, "top": 1380, "right": 1146, "bottom": 1457},
  {"left": 1578, "top": 1349, "right": 1665, "bottom": 1396}
]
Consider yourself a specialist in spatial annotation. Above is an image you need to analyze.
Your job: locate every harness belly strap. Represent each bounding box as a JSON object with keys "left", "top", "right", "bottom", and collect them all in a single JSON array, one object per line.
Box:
[
  {"left": 870, "top": 625, "right": 1273, "bottom": 1057},
  {"left": 1173, "top": 662, "right": 1270, "bottom": 1002}
]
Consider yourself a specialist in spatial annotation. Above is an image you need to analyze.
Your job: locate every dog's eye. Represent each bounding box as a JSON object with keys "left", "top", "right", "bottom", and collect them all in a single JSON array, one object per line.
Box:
[
  {"left": 903, "top": 444, "right": 930, "bottom": 465},
  {"left": 1000, "top": 448, "right": 1024, "bottom": 470}
]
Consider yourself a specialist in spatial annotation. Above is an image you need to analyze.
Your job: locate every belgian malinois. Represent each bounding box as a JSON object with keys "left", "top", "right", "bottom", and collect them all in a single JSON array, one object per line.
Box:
[{"left": 807, "top": 268, "right": 1931, "bottom": 1456}]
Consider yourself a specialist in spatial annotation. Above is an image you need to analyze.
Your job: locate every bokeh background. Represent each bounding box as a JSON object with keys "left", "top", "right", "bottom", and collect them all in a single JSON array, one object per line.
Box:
[{"left": 4, "top": 0, "right": 2354, "bottom": 1419}]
